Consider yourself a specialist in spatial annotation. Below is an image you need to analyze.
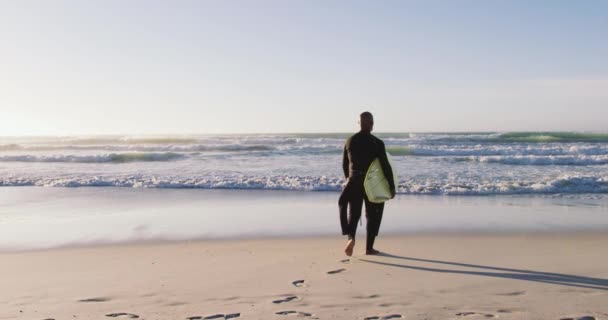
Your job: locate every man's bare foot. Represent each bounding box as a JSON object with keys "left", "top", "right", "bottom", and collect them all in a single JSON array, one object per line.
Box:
[
  {"left": 344, "top": 239, "right": 355, "bottom": 256},
  {"left": 365, "top": 248, "right": 380, "bottom": 255}
]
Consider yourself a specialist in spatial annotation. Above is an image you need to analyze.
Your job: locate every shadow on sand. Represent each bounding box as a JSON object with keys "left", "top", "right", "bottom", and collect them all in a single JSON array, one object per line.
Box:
[{"left": 360, "top": 253, "right": 608, "bottom": 291}]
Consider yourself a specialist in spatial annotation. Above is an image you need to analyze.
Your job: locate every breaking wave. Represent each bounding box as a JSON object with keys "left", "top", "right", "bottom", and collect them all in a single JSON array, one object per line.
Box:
[
  {"left": 497, "top": 132, "right": 608, "bottom": 143},
  {"left": 455, "top": 155, "right": 608, "bottom": 166},
  {"left": 398, "top": 175, "right": 608, "bottom": 195},
  {"left": 1, "top": 174, "right": 606, "bottom": 195},
  {"left": 0, "top": 152, "right": 185, "bottom": 163}
]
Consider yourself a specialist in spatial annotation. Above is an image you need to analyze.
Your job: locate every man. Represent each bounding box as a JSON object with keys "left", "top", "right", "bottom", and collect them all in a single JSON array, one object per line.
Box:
[{"left": 339, "top": 111, "right": 396, "bottom": 256}]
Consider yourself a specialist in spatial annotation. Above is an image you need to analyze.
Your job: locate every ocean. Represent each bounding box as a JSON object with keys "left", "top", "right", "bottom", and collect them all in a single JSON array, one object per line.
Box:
[
  {"left": 2, "top": 131, "right": 608, "bottom": 250},
  {"left": 1, "top": 132, "right": 607, "bottom": 196}
]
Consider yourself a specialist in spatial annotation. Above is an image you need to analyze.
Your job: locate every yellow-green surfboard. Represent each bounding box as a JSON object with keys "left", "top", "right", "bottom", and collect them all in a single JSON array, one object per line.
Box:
[{"left": 364, "top": 153, "right": 397, "bottom": 203}]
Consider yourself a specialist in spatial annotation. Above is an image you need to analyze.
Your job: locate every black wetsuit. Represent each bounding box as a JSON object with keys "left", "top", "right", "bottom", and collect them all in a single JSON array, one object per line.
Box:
[{"left": 339, "top": 131, "right": 395, "bottom": 250}]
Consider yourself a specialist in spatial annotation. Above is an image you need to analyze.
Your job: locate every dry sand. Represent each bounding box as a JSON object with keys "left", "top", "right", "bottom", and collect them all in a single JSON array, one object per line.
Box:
[{"left": 1, "top": 233, "right": 606, "bottom": 320}]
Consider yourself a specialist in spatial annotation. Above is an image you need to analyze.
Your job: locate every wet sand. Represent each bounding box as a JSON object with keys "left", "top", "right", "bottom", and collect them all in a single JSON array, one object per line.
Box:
[{"left": 2, "top": 187, "right": 608, "bottom": 251}]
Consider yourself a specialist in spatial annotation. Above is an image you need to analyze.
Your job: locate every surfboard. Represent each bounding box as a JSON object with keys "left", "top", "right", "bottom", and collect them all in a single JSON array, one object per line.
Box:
[{"left": 364, "top": 152, "right": 397, "bottom": 203}]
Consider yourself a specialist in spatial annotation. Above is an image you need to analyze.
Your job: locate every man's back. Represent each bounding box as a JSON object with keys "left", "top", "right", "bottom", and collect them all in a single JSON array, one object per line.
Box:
[{"left": 343, "top": 131, "right": 383, "bottom": 177}]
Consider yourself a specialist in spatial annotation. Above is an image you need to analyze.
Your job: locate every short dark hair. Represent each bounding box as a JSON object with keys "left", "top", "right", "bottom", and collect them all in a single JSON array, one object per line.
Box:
[{"left": 360, "top": 111, "right": 373, "bottom": 121}]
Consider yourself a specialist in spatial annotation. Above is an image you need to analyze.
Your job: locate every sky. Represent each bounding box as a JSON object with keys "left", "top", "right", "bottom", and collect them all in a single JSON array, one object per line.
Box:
[{"left": 1, "top": 0, "right": 607, "bottom": 135}]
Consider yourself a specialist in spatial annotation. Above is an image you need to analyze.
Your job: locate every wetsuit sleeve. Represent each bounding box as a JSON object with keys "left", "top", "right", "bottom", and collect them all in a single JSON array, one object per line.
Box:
[
  {"left": 342, "top": 144, "right": 349, "bottom": 178},
  {"left": 377, "top": 141, "right": 396, "bottom": 191}
]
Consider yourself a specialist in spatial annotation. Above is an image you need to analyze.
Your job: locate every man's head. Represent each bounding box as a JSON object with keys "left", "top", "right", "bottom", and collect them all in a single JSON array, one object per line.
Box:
[{"left": 359, "top": 111, "right": 374, "bottom": 132}]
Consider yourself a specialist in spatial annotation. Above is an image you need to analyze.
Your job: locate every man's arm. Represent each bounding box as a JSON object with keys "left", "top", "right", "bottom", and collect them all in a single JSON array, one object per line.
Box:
[
  {"left": 377, "top": 141, "right": 396, "bottom": 197},
  {"left": 342, "top": 145, "right": 349, "bottom": 178}
]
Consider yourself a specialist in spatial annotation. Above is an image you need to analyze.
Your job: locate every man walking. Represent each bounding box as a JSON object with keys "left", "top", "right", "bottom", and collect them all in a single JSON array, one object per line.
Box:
[{"left": 339, "top": 112, "right": 396, "bottom": 256}]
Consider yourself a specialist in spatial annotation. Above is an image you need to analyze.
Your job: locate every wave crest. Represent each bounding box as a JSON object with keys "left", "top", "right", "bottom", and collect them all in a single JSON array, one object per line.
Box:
[
  {"left": 0, "top": 152, "right": 184, "bottom": 163},
  {"left": 1, "top": 174, "right": 607, "bottom": 195},
  {"left": 455, "top": 155, "right": 608, "bottom": 166},
  {"left": 498, "top": 132, "right": 608, "bottom": 143}
]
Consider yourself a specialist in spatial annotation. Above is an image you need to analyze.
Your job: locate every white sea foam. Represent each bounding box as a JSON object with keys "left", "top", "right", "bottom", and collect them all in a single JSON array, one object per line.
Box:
[
  {"left": 2, "top": 143, "right": 608, "bottom": 157},
  {"left": 405, "top": 144, "right": 608, "bottom": 157},
  {"left": 455, "top": 155, "right": 608, "bottom": 166},
  {"left": 0, "top": 152, "right": 184, "bottom": 163},
  {"left": 397, "top": 175, "right": 608, "bottom": 195},
  {"left": 1, "top": 173, "right": 607, "bottom": 196}
]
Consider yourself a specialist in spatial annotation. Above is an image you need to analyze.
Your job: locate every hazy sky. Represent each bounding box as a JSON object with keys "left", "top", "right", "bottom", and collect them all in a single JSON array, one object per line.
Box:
[{"left": 1, "top": 0, "right": 607, "bottom": 135}]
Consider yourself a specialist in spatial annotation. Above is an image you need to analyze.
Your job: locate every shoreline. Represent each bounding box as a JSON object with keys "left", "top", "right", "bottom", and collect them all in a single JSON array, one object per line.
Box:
[
  {"left": 2, "top": 184, "right": 608, "bottom": 197},
  {"left": 1, "top": 187, "right": 608, "bottom": 251}
]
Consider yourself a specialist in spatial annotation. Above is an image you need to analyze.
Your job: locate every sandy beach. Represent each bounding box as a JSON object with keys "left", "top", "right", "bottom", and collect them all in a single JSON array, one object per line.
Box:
[{"left": 2, "top": 233, "right": 606, "bottom": 320}]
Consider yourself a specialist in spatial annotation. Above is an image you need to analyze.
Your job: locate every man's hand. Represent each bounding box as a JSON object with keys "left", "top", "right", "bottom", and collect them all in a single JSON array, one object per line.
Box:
[
  {"left": 390, "top": 188, "right": 396, "bottom": 199},
  {"left": 342, "top": 177, "right": 349, "bottom": 188}
]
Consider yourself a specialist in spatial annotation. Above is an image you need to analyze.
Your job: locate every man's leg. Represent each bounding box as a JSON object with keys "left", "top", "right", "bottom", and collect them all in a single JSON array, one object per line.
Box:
[
  {"left": 344, "top": 194, "right": 363, "bottom": 256},
  {"left": 343, "top": 178, "right": 364, "bottom": 256},
  {"left": 364, "top": 200, "right": 384, "bottom": 255},
  {"left": 338, "top": 180, "right": 351, "bottom": 235}
]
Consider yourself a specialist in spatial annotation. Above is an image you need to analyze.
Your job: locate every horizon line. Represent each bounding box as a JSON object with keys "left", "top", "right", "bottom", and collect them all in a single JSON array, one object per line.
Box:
[{"left": 2, "top": 130, "right": 608, "bottom": 138}]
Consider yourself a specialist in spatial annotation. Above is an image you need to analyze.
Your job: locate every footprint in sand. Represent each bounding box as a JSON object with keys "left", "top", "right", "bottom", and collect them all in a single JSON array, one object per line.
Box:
[
  {"left": 495, "top": 291, "right": 526, "bottom": 296},
  {"left": 560, "top": 317, "right": 597, "bottom": 320},
  {"left": 273, "top": 296, "right": 298, "bottom": 304},
  {"left": 364, "top": 314, "right": 403, "bottom": 320},
  {"left": 340, "top": 259, "right": 351, "bottom": 264},
  {"left": 186, "top": 313, "right": 240, "bottom": 320},
  {"left": 327, "top": 268, "right": 346, "bottom": 275},
  {"left": 292, "top": 280, "right": 306, "bottom": 287},
  {"left": 456, "top": 312, "right": 496, "bottom": 318},
  {"left": 78, "top": 297, "right": 110, "bottom": 303},
  {"left": 276, "top": 311, "right": 313, "bottom": 317},
  {"left": 105, "top": 313, "right": 139, "bottom": 319}
]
